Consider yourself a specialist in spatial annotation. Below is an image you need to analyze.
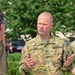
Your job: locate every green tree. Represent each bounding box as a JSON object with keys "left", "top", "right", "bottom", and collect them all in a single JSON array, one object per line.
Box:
[{"left": 0, "top": 0, "right": 75, "bottom": 40}]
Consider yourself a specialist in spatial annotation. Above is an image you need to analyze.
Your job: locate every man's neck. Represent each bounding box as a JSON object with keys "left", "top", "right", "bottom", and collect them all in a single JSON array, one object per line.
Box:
[{"left": 39, "top": 34, "right": 50, "bottom": 40}]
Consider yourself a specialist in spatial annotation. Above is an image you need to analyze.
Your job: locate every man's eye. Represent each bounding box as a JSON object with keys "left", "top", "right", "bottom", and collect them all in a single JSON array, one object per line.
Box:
[
  {"left": 43, "top": 24, "right": 47, "bottom": 25},
  {"left": 37, "top": 23, "right": 47, "bottom": 26}
]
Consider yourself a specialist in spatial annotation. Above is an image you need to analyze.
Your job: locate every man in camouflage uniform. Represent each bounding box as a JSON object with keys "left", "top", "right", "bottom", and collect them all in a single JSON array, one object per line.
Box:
[
  {"left": 0, "top": 9, "right": 7, "bottom": 75},
  {"left": 19, "top": 12, "right": 75, "bottom": 75}
]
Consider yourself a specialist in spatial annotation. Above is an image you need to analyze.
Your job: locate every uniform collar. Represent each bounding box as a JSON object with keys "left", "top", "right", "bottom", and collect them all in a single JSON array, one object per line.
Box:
[{"left": 35, "top": 34, "right": 55, "bottom": 45}]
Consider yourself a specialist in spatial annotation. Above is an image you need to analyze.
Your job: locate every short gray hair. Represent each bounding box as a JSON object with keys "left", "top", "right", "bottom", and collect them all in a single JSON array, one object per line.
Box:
[{"left": 38, "top": 12, "right": 53, "bottom": 23}]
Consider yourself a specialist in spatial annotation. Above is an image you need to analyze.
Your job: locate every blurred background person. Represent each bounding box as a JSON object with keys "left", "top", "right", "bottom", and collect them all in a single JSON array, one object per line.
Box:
[{"left": 0, "top": 8, "right": 7, "bottom": 75}]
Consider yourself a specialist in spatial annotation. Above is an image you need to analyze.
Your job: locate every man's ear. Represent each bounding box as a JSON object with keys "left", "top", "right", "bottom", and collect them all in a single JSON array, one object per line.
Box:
[{"left": 50, "top": 23, "right": 54, "bottom": 29}]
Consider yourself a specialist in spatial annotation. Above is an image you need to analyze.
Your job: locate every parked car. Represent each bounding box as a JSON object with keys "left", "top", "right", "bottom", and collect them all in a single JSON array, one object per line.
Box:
[{"left": 6, "top": 40, "right": 25, "bottom": 53}]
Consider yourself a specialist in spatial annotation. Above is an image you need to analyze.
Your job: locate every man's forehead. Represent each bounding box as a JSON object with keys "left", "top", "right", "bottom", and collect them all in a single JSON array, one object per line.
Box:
[
  {"left": 38, "top": 15, "right": 51, "bottom": 23},
  {"left": 38, "top": 15, "right": 50, "bottom": 21}
]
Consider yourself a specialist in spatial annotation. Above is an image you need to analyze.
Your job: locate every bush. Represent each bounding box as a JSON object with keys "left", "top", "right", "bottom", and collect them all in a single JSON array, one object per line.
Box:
[
  {"left": 8, "top": 53, "right": 21, "bottom": 61},
  {"left": 7, "top": 53, "right": 21, "bottom": 75}
]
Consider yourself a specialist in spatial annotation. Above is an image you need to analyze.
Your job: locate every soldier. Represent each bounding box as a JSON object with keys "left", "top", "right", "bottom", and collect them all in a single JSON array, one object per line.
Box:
[
  {"left": 0, "top": 9, "right": 7, "bottom": 75},
  {"left": 19, "top": 12, "right": 75, "bottom": 75}
]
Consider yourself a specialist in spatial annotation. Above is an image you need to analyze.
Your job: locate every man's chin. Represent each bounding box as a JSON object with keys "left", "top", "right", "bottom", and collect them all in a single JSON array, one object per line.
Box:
[{"left": 38, "top": 32, "right": 45, "bottom": 35}]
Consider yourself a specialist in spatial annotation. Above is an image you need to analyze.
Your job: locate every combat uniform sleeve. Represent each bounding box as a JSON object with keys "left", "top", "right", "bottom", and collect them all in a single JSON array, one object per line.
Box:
[
  {"left": 61, "top": 43, "right": 73, "bottom": 73},
  {"left": 19, "top": 45, "right": 30, "bottom": 75}
]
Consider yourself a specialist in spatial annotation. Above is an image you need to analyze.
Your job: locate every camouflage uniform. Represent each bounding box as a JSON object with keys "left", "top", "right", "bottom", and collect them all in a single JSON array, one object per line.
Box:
[
  {"left": 19, "top": 35, "right": 73, "bottom": 75},
  {"left": 0, "top": 41, "right": 7, "bottom": 75}
]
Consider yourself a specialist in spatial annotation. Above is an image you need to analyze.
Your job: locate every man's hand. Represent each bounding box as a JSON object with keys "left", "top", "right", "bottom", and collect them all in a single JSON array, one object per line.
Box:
[
  {"left": 72, "top": 68, "right": 75, "bottom": 75},
  {"left": 25, "top": 55, "right": 36, "bottom": 69},
  {"left": 64, "top": 54, "right": 75, "bottom": 66}
]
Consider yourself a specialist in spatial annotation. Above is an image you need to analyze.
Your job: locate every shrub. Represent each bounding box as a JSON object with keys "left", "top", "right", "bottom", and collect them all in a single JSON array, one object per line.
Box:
[{"left": 7, "top": 53, "right": 21, "bottom": 75}]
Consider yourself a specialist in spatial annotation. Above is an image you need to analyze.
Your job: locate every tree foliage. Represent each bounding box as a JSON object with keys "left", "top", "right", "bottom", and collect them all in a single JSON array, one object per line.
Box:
[{"left": 0, "top": 0, "right": 75, "bottom": 40}]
